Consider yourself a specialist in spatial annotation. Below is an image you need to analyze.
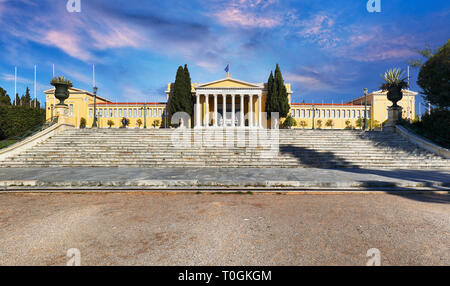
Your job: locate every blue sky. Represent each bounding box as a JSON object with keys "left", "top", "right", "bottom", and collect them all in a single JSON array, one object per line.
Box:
[{"left": 0, "top": 0, "right": 449, "bottom": 113}]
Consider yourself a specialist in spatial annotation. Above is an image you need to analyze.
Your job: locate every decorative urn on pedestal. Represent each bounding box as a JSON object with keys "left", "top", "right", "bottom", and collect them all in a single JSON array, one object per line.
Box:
[
  {"left": 380, "top": 68, "right": 408, "bottom": 131},
  {"left": 50, "top": 76, "right": 73, "bottom": 125}
]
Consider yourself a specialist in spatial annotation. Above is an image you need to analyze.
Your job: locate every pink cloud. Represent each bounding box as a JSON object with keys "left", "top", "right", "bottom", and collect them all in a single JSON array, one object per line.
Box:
[
  {"left": 214, "top": 8, "right": 279, "bottom": 28},
  {"left": 44, "top": 30, "right": 93, "bottom": 62}
]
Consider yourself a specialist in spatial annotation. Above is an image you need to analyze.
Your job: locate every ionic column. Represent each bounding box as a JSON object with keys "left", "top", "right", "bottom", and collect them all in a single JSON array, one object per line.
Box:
[
  {"left": 231, "top": 94, "right": 236, "bottom": 127},
  {"left": 249, "top": 94, "right": 254, "bottom": 128},
  {"left": 222, "top": 94, "right": 227, "bottom": 127},
  {"left": 258, "top": 93, "right": 262, "bottom": 128},
  {"left": 205, "top": 95, "right": 209, "bottom": 128},
  {"left": 240, "top": 94, "right": 244, "bottom": 127},
  {"left": 213, "top": 94, "right": 218, "bottom": 127},
  {"left": 195, "top": 93, "right": 200, "bottom": 128}
]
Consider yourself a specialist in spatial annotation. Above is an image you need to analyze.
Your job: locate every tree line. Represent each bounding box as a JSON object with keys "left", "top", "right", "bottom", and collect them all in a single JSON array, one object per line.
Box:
[{"left": 0, "top": 85, "right": 45, "bottom": 140}]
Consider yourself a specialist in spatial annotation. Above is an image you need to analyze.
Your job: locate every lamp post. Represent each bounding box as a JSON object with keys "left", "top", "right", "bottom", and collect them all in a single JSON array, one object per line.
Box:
[
  {"left": 311, "top": 105, "right": 318, "bottom": 130},
  {"left": 48, "top": 104, "right": 54, "bottom": 122},
  {"left": 92, "top": 86, "right": 98, "bottom": 128},
  {"left": 140, "top": 103, "right": 150, "bottom": 129},
  {"left": 363, "top": 88, "right": 368, "bottom": 131}
]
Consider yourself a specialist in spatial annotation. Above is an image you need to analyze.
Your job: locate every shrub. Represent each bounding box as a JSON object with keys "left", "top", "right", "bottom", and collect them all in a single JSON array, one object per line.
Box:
[
  {"left": 325, "top": 119, "right": 334, "bottom": 129},
  {"left": 404, "top": 108, "right": 450, "bottom": 148},
  {"left": 345, "top": 120, "right": 352, "bottom": 129},
  {"left": 107, "top": 120, "right": 115, "bottom": 128},
  {"left": 80, "top": 117, "right": 86, "bottom": 129},
  {"left": 0, "top": 105, "right": 45, "bottom": 140},
  {"left": 300, "top": 120, "right": 307, "bottom": 129},
  {"left": 316, "top": 119, "right": 322, "bottom": 129},
  {"left": 137, "top": 119, "right": 143, "bottom": 128},
  {"left": 153, "top": 120, "right": 160, "bottom": 128},
  {"left": 282, "top": 116, "right": 296, "bottom": 129}
]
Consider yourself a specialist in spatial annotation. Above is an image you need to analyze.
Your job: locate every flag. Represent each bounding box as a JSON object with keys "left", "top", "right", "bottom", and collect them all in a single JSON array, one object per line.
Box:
[{"left": 224, "top": 64, "right": 229, "bottom": 73}]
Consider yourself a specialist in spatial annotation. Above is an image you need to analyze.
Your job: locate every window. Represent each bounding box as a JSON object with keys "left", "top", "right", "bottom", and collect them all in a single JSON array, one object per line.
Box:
[
  {"left": 357, "top": 110, "right": 361, "bottom": 118},
  {"left": 139, "top": 109, "right": 142, "bottom": 117},
  {"left": 332, "top": 110, "right": 335, "bottom": 118},
  {"left": 301, "top": 109, "right": 305, "bottom": 118},
  {"left": 99, "top": 109, "right": 103, "bottom": 118},
  {"left": 158, "top": 109, "right": 162, "bottom": 117},
  {"left": 291, "top": 110, "right": 295, "bottom": 117},
  {"left": 326, "top": 110, "right": 330, "bottom": 118},
  {"left": 128, "top": 109, "right": 132, "bottom": 117},
  {"left": 114, "top": 109, "right": 117, "bottom": 118},
  {"left": 351, "top": 110, "right": 355, "bottom": 118},
  {"left": 110, "top": 109, "right": 113, "bottom": 118},
  {"left": 133, "top": 109, "right": 137, "bottom": 118},
  {"left": 336, "top": 110, "right": 340, "bottom": 118},
  {"left": 346, "top": 110, "right": 350, "bottom": 118},
  {"left": 89, "top": 109, "right": 93, "bottom": 118},
  {"left": 296, "top": 110, "right": 300, "bottom": 118},
  {"left": 321, "top": 110, "right": 325, "bottom": 118},
  {"left": 316, "top": 110, "right": 320, "bottom": 118},
  {"left": 69, "top": 104, "right": 73, "bottom": 117}
]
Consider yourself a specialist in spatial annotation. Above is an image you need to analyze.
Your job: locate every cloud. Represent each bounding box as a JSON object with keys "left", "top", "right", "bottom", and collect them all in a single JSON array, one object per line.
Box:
[
  {"left": 44, "top": 30, "right": 94, "bottom": 62},
  {"left": 1, "top": 72, "right": 33, "bottom": 85},
  {"left": 296, "top": 14, "right": 339, "bottom": 48},
  {"left": 214, "top": 8, "right": 279, "bottom": 28}
]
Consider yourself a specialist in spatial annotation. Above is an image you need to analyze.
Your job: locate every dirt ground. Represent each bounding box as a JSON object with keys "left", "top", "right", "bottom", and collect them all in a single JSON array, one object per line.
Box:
[{"left": 0, "top": 192, "right": 448, "bottom": 266}]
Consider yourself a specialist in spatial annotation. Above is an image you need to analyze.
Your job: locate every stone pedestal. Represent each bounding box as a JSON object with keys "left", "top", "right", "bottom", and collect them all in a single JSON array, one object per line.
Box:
[
  {"left": 55, "top": 105, "right": 72, "bottom": 125},
  {"left": 384, "top": 106, "right": 402, "bottom": 132}
]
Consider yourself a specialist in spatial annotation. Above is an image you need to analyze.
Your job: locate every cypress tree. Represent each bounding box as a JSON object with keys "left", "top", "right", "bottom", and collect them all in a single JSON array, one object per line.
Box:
[
  {"left": 21, "top": 87, "right": 32, "bottom": 107},
  {"left": 273, "top": 64, "right": 290, "bottom": 118},
  {"left": 266, "top": 64, "right": 289, "bottom": 118},
  {"left": 168, "top": 65, "right": 194, "bottom": 123},
  {"left": 0, "top": 87, "right": 11, "bottom": 105},
  {"left": 266, "top": 71, "right": 274, "bottom": 117},
  {"left": 183, "top": 64, "right": 194, "bottom": 117}
]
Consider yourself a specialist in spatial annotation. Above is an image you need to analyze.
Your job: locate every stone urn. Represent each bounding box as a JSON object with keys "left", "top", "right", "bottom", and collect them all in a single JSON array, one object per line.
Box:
[
  {"left": 387, "top": 86, "right": 403, "bottom": 107},
  {"left": 51, "top": 76, "right": 73, "bottom": 106}
]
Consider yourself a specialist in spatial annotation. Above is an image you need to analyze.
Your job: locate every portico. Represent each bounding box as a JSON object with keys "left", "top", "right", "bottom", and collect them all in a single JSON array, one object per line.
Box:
[{"left": 194, "top": 90, "right": 263, "bottom": 128}]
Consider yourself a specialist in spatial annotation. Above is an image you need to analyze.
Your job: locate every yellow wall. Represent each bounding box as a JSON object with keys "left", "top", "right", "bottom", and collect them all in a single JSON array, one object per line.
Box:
[
  {"left": 289, "top": 105, "right": 373, "bottom": 129},
  {"left": 45, "top": 89, "right": 167, "bottom": 128}
]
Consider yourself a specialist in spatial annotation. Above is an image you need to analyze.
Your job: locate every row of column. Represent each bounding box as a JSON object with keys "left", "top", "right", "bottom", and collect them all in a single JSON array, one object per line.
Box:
[{"left": 195, "top": 93, "right": 262, "bottom": 128}]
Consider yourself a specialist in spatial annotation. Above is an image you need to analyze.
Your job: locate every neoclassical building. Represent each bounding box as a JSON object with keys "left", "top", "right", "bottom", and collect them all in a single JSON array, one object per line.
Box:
[{"left": 45, "top": 73, "right": 417, "bottom": 129}]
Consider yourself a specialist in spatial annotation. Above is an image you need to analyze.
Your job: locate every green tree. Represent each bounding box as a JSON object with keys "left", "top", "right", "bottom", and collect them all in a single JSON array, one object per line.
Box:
[
  {"left": 325, "top": 119, "right": 334, "bottom": 129},
  {"left": 80, "top": 117, "right": 86, "bottom": 129},
  {"left": 20, "top": 87, "right": 32, "bottom": 107},
  {"left": 282, "top": 115, "right": 296, "bottom": 129},
  {"left": 266, "top": 64, "right": 290, "bottom": 118},
  {"left": 316, "top": 119, "right": 322, "bottom": 129},
  {"left": 300, "top": 120, "right": 307, "bottom": 129},
  {"left": 168, "top": 65, "right": 194, "bottom": 123},
  {"left": 0, "top": 87, "right": 11, "bottom": 105},
  {"left": 417, "top": 40, "right": 450, "bottom": 108},
  {"left": 13, "top": 93, "right": 20, "bottom": 106}
]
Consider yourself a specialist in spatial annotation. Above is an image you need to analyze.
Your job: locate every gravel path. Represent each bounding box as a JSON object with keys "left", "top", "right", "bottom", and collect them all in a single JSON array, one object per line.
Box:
[{"left": 0, "top": 192, "right": 448, "bottom": 265}]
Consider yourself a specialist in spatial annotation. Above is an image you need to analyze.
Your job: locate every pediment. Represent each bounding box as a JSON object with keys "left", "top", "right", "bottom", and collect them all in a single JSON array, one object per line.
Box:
[{"left": 196, "top": 77, "right": 262, "bottom": 89}]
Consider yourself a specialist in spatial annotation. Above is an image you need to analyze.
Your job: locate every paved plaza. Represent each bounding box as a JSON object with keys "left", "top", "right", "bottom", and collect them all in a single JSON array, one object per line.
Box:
[
  {"left": 0, "top": 167, "right": 449, "bottom": 190},
  {"left": 0, "top": 192, "right": 448, "bottom": 266}
]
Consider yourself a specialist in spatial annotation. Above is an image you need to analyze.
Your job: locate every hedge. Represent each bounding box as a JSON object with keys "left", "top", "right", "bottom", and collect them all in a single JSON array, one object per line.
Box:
[{"left": 0, "top": 105, "right": 46, "bottom": 140}]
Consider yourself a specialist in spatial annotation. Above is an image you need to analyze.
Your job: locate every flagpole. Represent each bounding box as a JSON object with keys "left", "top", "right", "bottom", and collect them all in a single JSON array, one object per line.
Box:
[
  {"left": 14, "top": 66, "right": 17, "bottom": 106},
  {"left": 34, "top": 65, "right": 37, "bottom": 108}
]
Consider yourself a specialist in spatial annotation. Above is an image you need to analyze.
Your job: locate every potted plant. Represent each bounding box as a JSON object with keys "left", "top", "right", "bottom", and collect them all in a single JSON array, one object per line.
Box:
[
  {"left": 79, "top": 117, "right": 86, "bottom": 129},
  {"left": 380, "top": 68, "right": 408, "bottom": 107},
  {"left": 107, "top": 120, "right": 115, "bottom": 128},
  {"left": 50, "top": 76, "right": 73, "bottom": 106}
]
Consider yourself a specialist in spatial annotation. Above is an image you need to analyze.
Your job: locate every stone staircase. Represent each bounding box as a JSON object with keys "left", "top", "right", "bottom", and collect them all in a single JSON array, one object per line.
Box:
[{"left": 0, "top": 128, "right": 449, "bottom": 169}]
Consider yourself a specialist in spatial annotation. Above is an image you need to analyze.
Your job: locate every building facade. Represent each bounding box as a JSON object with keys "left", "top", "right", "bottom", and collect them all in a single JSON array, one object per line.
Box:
[{"left": 45, "top": 74, "right": 417, "bottom": 129}]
